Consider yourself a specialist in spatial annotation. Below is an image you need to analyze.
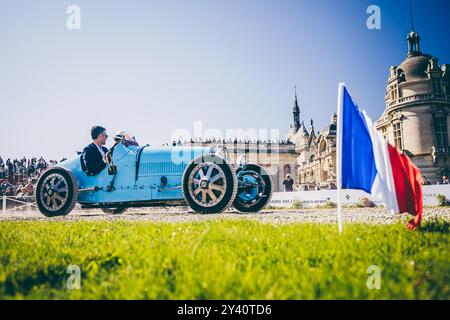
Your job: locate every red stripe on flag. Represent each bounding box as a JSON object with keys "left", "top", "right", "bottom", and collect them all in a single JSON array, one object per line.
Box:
[{"left": 387, "top": 144, "right": 423, "bottom": 217}]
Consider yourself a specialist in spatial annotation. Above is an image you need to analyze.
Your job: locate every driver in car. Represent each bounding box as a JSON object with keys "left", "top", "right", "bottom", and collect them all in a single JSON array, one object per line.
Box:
[
  {"left": 82, "top": 126, "right": 109, "bottom": 176},
  {"left": 113, "top": 130, "right": 139, "bottom": 147}
]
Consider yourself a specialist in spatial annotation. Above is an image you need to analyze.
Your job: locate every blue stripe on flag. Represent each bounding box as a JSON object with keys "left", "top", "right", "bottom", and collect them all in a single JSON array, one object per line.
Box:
[{"left": 341, "top": 87, "right": 377, "bottom": 193}]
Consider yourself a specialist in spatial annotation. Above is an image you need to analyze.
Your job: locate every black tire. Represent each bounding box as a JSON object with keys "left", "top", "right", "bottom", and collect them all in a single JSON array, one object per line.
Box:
[
  {"left": 35, "top": 167, "right": 78, "bottom": 217},
  {"left": 182, "top": 153, "right": 237, "bottom": 214},
  {"left": 101, "top": 207, "right": 127, "bottom": 215},
  {"left": 233, "top": 164, "right": 272, "bottom": 213}
]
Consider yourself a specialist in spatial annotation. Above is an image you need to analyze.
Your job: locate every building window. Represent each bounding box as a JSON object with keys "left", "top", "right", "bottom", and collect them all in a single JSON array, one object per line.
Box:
[
  {"left": 393, "top": 122, "right": 403, "bottom": 150},
  {"left": 434, "top": 116, "right": 448, "bottom": 150},
  {"left": 319, "top": 140, "right": 327, "bottom": 153},
  {"left": 432, "top": 78, "right": 442, "bottom": 94},
  {"left": 381, "top": 127, "right": 388, "bottom": 141},
  {"left": 284, "top": 164, "right": 291, "bottom": 175}
]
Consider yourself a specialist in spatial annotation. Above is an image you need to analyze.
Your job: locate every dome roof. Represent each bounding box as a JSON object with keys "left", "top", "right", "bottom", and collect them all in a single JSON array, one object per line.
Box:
[{"left": 397, "top": 53, "right": 432, "bottom": 81}]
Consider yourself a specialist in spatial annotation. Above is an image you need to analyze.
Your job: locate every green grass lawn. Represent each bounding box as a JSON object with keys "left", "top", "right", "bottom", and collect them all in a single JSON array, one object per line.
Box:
[{"left": 0, "top": 219, "right": 448, "bottom": 300}]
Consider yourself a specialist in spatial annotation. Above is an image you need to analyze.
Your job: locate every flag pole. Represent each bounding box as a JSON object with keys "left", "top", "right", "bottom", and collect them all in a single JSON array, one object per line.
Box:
[{"left": 336, "top": 83, "right": 345, "bottom": 234}]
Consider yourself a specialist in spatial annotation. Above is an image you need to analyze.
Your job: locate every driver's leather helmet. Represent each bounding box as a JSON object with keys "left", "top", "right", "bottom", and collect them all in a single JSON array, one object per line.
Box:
[
  {"left": 113, "top": 130, "right": 127, "bottom": 143},
  {"left": 114, "top": 130, "right": 139, "bottom": 147}
]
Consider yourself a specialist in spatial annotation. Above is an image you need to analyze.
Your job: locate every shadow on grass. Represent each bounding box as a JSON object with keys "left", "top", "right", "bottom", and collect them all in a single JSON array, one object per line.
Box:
[
  {"left": 2, "top": 265, "right": 67, "bottom": 297},
  {"left": 420, "top": 219, "right": 449, "bottom": 233},
  {"left": 1, "top": 255, "right": 128, "bottom": 297}
]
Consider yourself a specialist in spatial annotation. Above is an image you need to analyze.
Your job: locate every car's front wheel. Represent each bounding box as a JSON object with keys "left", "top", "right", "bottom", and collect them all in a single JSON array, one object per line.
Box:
[
  {"left": 182, "top": 153, "right": 237, "bottom": 214},
  {"left": 35, "top": 167, "right": 78, "bottom": 217}
]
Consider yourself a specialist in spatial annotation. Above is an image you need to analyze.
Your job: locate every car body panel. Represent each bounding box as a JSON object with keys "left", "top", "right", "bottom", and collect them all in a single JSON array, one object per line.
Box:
[{"left": 58, "top": 143, "right": 215, "bottom": 205}]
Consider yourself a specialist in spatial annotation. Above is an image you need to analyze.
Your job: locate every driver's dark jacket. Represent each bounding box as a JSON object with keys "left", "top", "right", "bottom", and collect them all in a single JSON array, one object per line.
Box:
[{"left": 81, "top": 143, "right": 108, "bottom": 176}]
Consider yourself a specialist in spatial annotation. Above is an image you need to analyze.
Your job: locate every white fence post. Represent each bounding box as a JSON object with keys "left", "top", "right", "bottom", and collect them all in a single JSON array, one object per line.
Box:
[{"left": 2, "top": 195, "right": 6, "bottom": 214}]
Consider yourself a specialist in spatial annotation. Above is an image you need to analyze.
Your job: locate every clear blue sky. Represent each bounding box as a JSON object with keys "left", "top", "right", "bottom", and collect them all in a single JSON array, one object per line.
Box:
[{"left": 1, "top": 0, "right": 449, "bottom": 159}]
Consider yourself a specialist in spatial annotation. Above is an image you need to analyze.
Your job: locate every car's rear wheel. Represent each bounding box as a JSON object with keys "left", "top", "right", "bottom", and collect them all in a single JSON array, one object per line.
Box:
[
  {"left": 101, "top": 207, "right": 127, "bottom": 215},
  {"left": 35, "top": 167, "right": 78, "bottom": 217},
  {"left": 233, "top": 164, "right": 272, "bottom": 213},
  {"left": 182, "top": 153, "right": 237, "bottom": 214}
]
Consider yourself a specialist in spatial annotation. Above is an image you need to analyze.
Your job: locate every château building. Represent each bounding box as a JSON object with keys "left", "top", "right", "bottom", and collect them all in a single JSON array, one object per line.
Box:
[
  {"left": 289, "top": 24, "right": 450, "bottom": 188},
  {"left": 184, "top": 24, "right": 449, "bottom": 191},
  {"left": 375, "top": 27, "right": 450, "bottom": 183},
  {"left": 287, "top": 90, "right": 337, "bottom": 190}
]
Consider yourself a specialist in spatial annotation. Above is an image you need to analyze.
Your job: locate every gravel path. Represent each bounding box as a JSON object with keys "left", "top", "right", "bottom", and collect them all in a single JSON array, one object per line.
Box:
[{"left": 0, "top": 207, "right": 449, "bottom": 224}]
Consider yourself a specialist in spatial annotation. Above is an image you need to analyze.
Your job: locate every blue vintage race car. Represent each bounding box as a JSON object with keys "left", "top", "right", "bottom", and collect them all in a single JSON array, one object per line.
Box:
[{"left": 35, "top": 137, "right": 272, "bottom": 217}]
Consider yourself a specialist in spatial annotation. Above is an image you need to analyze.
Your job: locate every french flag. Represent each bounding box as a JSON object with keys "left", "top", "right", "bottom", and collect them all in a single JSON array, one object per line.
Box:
[{"left": 336, "top": 83, "right": 423, "bottom": 230}]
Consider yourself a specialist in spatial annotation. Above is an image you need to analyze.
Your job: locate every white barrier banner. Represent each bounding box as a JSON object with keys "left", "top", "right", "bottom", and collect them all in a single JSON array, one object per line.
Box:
[{"left": 270, "top": 185, "right": 450, "bottom": 208}]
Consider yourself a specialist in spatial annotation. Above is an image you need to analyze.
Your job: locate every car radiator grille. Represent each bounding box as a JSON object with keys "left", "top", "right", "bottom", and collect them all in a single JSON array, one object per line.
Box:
[{"left": 138, "top": 162, "right": 187, "bottom": 175}]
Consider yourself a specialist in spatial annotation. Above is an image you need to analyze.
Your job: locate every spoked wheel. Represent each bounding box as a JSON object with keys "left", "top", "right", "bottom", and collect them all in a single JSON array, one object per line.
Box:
[
  {"left": 233, "top": 164, "right": 272, "bottom": 213},
  {"left": 35, "top": 167, "right": 78, "bottom": 217},
  {"left": 101, "top": 207, "right": 127, "bottom": 215},
  {"left": 182, "top": 153, "right": 237, "bottom": 214}
]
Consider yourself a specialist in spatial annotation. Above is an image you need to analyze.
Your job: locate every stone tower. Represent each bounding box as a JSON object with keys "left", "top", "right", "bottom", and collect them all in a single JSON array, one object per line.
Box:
[
  {"left": 292, "top": 87, "right": 301, "bottom": 132},
  {"left": 375, "top": 25, "right": 450, "bottom": 183}
]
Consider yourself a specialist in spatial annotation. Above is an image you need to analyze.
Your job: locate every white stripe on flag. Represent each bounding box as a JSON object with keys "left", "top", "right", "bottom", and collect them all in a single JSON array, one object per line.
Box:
[{"left": 362, "top": 111, "right": 400, "bottom": 213}]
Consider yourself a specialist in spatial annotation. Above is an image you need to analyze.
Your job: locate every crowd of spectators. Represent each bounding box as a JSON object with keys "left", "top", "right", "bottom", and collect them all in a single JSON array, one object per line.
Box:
[
  {"left": 422, "top": 175, "right": 450, "bottom": 185},
  {"left": 0, "top": 156, "right": 60, "bottom": 201},
  {"left": 167, "top": 137, "right": 294, "bottom": 147}
]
